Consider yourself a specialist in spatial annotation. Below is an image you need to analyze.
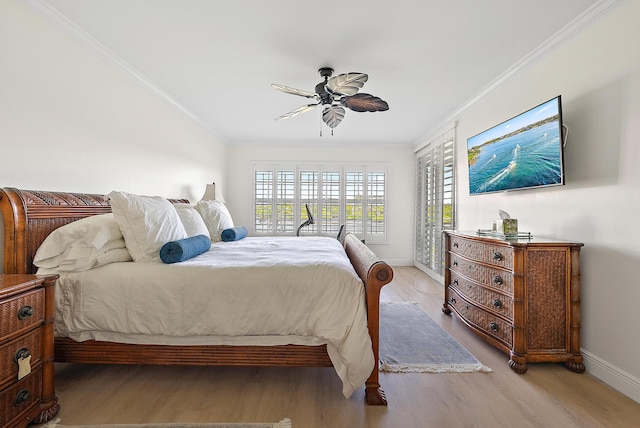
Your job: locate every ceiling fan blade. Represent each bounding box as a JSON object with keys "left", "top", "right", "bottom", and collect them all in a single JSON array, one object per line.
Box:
[
  {"left": 325, "top": 73, "right": 368, "bottom": 96},
  {"left": 341, "top": 93, "right": 389, "bottom": 112},
  {"left": 322, "top": 105, "right": 345, "bottom": 128},
  {"left": 271, "top": 83, "right": 319, "bottom": 100},
  {"left": 275, "top": 103, "right": 319, "bottom": 121}
]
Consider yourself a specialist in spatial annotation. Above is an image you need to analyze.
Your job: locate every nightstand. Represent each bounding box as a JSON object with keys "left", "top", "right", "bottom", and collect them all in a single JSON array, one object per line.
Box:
[{"left": 0, "top": 274, "right": 59, "bottom": 427}]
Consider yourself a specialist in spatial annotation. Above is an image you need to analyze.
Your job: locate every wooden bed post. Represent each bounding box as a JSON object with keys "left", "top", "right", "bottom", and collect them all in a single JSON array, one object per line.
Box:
[
  {"left": 343, "top": 234, "right": 393, "bottom": 406},
  {"left": 1, "top": 187, "right": 28, "bottom": 274}
]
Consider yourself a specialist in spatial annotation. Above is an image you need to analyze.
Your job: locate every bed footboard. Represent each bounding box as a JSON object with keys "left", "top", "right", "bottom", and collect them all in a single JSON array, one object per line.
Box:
[{"left": 343, "top": 233, "right": 393, "bottom": 405}]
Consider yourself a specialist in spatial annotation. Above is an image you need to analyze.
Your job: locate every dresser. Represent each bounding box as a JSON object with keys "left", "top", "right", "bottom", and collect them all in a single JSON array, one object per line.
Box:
[
  {"left": 1, "top": 274, "right": 59, "bottom": 428},
  {"left": 443, "top": 231, "right": 584, "bottom": 374}
]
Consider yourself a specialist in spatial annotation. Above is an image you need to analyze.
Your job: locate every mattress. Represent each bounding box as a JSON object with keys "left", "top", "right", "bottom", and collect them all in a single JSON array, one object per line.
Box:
[{"left": 40, "top": 236, "right": 373, "bottom": 398}]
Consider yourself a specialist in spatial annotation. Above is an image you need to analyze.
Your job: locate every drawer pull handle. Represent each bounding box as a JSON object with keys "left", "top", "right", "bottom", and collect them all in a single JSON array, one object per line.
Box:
[
  {"left": 453, "top": 261, "right": 458, "bottom": 266},
  {"left": 14, "top": 389, "right": 31, "bottom": 407},
  {"left": 493, "top": 299, "right": 502, "bottom": 308},
  {"left": 451, "top": 297, "right": 456, "bottom": 304},
  {"left": 493, "top": 251, "right": 503, "bottom": 261},
  {"left": 14, "top": 348, "right": 31, "bottom": 363},
  {"left": 453, "top": 242, "right": 459, "bottom": 248},
  {"left": 18, "top": 305, "right": 34, "bottom": 320},
  {"left": 489, "top": 322, "right": 499, "bottom": 332},
  {"left": 493, "top": 275, "right": 503, "bottom": 285},
  {"left": 453, "top": 280, "right": 458, "bottom": 286}
]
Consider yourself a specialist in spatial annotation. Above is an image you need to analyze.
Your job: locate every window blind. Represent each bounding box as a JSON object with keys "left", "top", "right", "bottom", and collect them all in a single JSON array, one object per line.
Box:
[
  {"left": 414, "top": 128, "right": 456, "bottom": 280},
  {"left": 253, "top": 162, "right": 389, "bottom": 243}
]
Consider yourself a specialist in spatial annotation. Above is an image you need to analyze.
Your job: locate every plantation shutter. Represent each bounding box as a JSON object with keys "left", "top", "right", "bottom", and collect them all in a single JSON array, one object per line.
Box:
[
  {"left": 275, "top": 170, "right": 295, "bottom": 233},
  {"left": 321, "top": 171, "right": 342, "bottom": 236},
  {"left": 414, "top": 127, "right": 456, "bottom": 281},
  {"left": 253, "top": 163, "right": 387, "bottom": 242},
  {"left": 254, "top": 170, "right": 273, "bottom": 232},
  {"left": 299, "top": 170, "right": 319, "bottom": 235}
]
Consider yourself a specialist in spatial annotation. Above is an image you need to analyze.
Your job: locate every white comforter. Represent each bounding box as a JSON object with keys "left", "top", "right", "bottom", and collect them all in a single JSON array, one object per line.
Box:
[{"left": 45, "top": 236, "right": 373, "bottom": 398}]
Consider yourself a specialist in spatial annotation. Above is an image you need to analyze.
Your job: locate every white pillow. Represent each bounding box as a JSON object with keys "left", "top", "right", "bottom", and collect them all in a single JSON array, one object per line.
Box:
[
  {"left": 194, "top": 200, "right": 234, "bottom": 242},
  {"left": 57, "top": 238, "right": 132, "bottom": 272},
  {"left": 108, "top": 191, "right": 188, "bottom": 262},
  {"left": 34, "top": 213, "right": 122, "bottom": 268},
  {"left": 94, "top": 247, "right": 133, "bottom": 268},
  {"left": 173, "top": 203, "right": 210, "bottom": 238}
]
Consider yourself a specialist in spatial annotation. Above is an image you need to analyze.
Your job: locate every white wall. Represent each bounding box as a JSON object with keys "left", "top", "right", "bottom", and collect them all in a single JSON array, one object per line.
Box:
[
  {"left": 0, "top": 0, "right": 227, "bottom": 198},
  {"left": 0, "top": 0, "right": 227, "bottom": 271},
  {"left": 449, "top": 1, "right": 640, "bottom": 402},
  {"left": 226, "top": 144, "right": 415, "bottom": 265}
]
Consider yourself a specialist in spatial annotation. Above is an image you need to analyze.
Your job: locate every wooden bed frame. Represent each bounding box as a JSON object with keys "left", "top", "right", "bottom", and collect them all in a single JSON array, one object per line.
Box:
[{"left": 0, "top": 187, "right": 393, "bottom": 406}]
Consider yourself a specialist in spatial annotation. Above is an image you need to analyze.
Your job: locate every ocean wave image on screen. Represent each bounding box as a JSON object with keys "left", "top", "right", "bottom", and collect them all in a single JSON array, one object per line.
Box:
[{"left": 468, "top": 121, "right": 562, "bottom": 194}]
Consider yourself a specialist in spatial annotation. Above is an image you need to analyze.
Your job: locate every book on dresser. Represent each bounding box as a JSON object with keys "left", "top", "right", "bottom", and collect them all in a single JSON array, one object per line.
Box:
[
  {"left": 442, "top": 231, "right": 584, "bottom": 374},
  {"left": 1, "top": 274, "right": 59, "bottom": 428}
]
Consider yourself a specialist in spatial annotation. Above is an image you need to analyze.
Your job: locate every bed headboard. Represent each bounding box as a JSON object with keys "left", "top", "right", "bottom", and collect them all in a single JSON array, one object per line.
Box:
[{"left": 0, "top": 188, "right": 188, "bottom": 274}]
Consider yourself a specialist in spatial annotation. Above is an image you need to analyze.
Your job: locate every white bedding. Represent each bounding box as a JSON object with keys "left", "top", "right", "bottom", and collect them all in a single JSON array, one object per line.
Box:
[{"left": 41, "top": 236, "right": 373, "bottom": 398}]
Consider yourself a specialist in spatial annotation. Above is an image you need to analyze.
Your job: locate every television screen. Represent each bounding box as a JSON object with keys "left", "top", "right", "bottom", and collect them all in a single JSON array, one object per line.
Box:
[{"left": 467, "top": 96, "right": 565, "bottom": 195}]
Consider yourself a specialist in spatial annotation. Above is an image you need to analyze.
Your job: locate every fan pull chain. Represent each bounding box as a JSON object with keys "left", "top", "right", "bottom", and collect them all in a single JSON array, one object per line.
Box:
[{"left": 318, "top": 119, "right": 335, "bottom": 136}]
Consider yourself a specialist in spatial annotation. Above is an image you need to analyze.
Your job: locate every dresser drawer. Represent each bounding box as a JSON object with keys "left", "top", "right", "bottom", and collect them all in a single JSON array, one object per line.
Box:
[
  {"left": 448, "top": 287, "right": 513, "bottom": 347},
  {"left": 0, "top": 366, "right": 42, "bottom": 427},
  {"left": 0, "top": 289, "right": 45, "bottom": 340},
  {"left": 450, "top": 253, "right": 514, "bottom": 294},
  {"left": 449, "top": 236, "right": 513, "bottom": 270},
  {"left": 0, "top": 328, "right": 42, "bottom": 391},
  {"left": 450, "top": 272, "right": 513, "bottom": 321}
]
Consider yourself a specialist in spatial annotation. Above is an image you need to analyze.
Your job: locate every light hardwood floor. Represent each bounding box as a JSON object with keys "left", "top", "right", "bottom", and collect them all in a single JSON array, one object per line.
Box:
[{"left": 47, "top": 267, "right": 640, "bottom": 427}]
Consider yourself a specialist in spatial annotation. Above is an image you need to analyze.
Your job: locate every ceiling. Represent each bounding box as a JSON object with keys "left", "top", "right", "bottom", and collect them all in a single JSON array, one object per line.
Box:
[{"left": 25, "top": 0, "right": 607, "bottom": 146}]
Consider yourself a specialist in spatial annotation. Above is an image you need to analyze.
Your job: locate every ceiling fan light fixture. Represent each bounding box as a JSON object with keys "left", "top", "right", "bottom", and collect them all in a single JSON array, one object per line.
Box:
[{"left": 322, "top": 105, "right": 345, "bottom": 129}]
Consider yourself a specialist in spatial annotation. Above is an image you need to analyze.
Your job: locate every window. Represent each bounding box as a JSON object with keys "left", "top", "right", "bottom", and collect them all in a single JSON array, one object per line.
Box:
[
  {"left": 254, "top": 170, "right": 273, "bottom": 233},
  {"left": 276, "top": 171, "right": 295, "bottom": 233},
  {"left": 253, "top": 162, "right": 388, "bottom": 243},
  {"left": 415, "top": 128, "right": 456, "bottom": 280}
]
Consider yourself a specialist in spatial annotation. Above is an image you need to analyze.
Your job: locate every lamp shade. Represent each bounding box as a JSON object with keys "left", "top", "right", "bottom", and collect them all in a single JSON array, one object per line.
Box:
[
  {"left": 200, "top": 183, "right": 225, "bottom": 203},
  {"left": 200, "top": 184, "right": 216, "bottom": 201}
]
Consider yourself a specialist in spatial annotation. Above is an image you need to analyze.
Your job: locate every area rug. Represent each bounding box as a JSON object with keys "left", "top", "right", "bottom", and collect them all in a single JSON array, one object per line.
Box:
[
  {"left": 379, "top": 301, "right": 491, "bottom": 373},
  {"left": 45, "top": 418, "right": 291, "bottom": 428}
]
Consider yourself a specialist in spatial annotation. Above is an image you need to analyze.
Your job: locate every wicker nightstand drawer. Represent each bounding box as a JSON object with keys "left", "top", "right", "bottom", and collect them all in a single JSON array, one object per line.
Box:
[
  {"left": 0, "top": 367, "right": 42, "bottom": 427},
  {"left": 0, "top": 328, "right": 42, "bottom": 391},
  {"left": 449, "top": 235, "right": 514, "bottom": 270},
  {"left": 450, "top": 272, "right": 513, "bottom": 321},
  {"left": 0, "top": 289, "right": 44, "bottom": 340}
]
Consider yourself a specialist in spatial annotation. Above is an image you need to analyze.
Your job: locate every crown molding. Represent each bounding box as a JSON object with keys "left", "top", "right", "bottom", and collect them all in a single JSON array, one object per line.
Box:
[
  {"left": 414, "top": 0, "right": 627, "bottom": 150},
  {"left": 17, "top": 0, "right": 625, "bottom": 150},
  {"left": 18, "top": 0, "right": 227, "bottom": 143}
]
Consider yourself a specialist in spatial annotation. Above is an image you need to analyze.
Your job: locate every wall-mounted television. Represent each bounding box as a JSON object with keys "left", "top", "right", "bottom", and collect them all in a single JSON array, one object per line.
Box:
[{"left": 467, "top": 96, "right": 565, "bottom": 195}]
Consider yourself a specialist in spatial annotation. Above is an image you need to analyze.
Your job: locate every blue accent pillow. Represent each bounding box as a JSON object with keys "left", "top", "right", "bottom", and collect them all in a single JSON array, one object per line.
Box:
[
  {"left": 221, "top": 226, "right": 248, "bottom": 242},
  {"left": 160, "top": 234, "right": 211, "bottom": 264}
]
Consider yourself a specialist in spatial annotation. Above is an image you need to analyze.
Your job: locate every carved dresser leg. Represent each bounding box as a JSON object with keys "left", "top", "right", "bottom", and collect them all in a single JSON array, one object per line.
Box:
[
  {"left": 565, "top": 357, "right": 586, "bottom": 373},
  {"left": 508, "top": 358, "right": 528, "bottom": 374}
]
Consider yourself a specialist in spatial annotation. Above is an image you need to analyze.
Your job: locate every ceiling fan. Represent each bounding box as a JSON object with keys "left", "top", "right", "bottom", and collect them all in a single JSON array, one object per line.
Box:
[{"left": 272, "top": 67, "right": 389, "bottom": 130}]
